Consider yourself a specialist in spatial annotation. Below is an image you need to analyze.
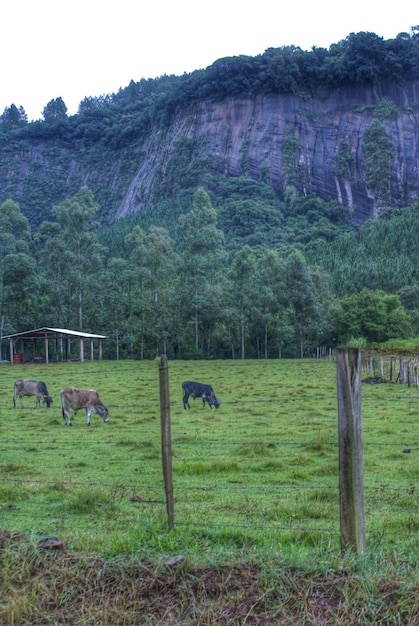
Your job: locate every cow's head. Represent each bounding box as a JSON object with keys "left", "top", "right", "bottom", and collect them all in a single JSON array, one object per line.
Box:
[
  {"left": 96, "top": 405, "right": 109, "bottom": 423},
  {"left": 43, "top": 394, "right": 54, "bottom": 408},
  {"left": 212, "top": 398, "right": 221, "bottom": 409}
]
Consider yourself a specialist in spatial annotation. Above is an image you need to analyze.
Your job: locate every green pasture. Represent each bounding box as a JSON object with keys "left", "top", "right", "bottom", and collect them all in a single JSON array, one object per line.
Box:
[{"left": 0, "top": 358, "right": 417, "bottom": 568}]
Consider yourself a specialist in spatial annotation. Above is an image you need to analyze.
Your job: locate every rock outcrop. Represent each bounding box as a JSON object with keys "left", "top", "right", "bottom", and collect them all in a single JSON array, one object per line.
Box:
[{"left": 116, "top": 82, "right": 419, "bottom": 225}]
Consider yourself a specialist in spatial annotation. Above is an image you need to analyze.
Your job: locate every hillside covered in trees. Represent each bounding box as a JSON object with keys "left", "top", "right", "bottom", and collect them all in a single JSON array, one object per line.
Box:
[{"left": 1, "top": 29, "right": 419, "bottom": 359}]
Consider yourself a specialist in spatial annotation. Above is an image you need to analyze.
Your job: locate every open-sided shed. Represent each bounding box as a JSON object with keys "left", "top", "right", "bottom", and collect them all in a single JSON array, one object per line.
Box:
[{"left": 2, "top": 327, "right": 107, "bottom": 364}]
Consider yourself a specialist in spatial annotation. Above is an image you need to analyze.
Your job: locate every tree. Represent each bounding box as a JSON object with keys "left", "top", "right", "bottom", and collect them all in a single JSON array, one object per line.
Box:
[
  {"left": 227, "top": 245, "right": 257, "bottom": 359},
  {"left": 142, "top": 226, "right": 182, "bottom": 356},
  {"left": 38, "top": 187, "right": 106, "bottom": 330},
  {"left": 338, "top": 288, "right": 411, "bottom": 344},
  {"left": 341, "top": 32, "right": 387, "bottom": 86},
  {"left": 285, "top": 250, "right": 320, "bottom": 357},
  {"left": 42, "top": 97, "right": 68, "bottom": 122},
  {"left": 1, "top": 104, "right": 28, "bottom": 131},
  {"left": 362, "top": 120, "right": 394, "bottom": 205},
  {"left": 178, "top": 187, "right": 226, "bottom": 353},
  {"left": 0, "top": 199, "right": 36, "bottom": 335},
  {"left": 251, "top": 247, "right": 287, "bottom": 358},
  {"left": 219, "top": 197, "right": 284, "bottom": 248},
  {"left": 100, "top": 256, "right": 136, "bottom": 359}
]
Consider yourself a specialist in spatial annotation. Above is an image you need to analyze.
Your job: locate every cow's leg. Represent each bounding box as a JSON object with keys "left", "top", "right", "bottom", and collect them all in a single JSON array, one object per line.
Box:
[
  {"left": 183, "top": 393, "right": 190, "bottom": 409},
  {"left": 86, "top": 408, "right": 91, "bottom": 426},
  {"left": 62, "top": 407, "right": 72, "bottom": 426},
  {"left": 35, "top": 394, "right": 41, "bottom": 408},
  {"left": 18, "top": 394, "right": 25, "bottom": 409}
]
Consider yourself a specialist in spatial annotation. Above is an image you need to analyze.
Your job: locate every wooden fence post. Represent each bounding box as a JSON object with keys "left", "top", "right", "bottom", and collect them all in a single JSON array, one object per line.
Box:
[
  {"left": 336, "top": 347, "right": 366, "bottom": 554},
  {"left": 159, "top": 355, "right": 174, "bottom": 530}
]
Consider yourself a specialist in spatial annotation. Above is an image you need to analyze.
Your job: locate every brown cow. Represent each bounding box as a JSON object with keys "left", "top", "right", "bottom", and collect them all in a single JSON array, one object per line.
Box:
[{"left": 60, "top": 387, "right": 109, "bottom": 426}]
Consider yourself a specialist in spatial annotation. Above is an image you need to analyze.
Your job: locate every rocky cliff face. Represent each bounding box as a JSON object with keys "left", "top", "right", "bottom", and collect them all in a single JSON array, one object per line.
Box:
[
  {"left": 2, "top": 82, "right": 419, "bottom": 228},
  {"left": 116, "top": 81, "right": 419, "bottom": 225}
]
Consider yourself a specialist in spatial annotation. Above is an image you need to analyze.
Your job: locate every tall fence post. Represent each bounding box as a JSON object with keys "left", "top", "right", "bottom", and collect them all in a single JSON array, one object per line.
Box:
[
  {"left": 159, "top": 355, "right": 174, "bottom": 530},
  {"left": 336, "top": 347, "right": 366, "bottom": 554}
]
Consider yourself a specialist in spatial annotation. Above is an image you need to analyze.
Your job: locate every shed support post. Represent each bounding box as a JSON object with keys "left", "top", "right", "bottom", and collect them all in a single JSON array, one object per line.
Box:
[{"left": 44, "top": 336, "right": 49, "bottom": 364}]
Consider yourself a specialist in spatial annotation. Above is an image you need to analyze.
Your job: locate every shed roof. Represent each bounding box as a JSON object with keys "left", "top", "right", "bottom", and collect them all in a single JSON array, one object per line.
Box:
[{"left": 2, "top": 327, "right": 107, "bottom": 340}]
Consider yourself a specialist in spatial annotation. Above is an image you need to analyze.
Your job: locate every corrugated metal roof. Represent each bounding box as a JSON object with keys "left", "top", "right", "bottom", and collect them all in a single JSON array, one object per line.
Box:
[{"left": 2, "top": 327, "right": 107, "bottom": 340}]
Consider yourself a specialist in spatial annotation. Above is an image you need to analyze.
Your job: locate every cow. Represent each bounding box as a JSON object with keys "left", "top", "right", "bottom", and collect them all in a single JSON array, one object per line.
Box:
[
  {"left": 13, "top": 379, "right": 54, "bottom": 408},
  {"left": 60, "top": 387, "right": 109, "bottom": 426},
  {"left": 182, "top": 381, "right": 221, "bottom": 410}
]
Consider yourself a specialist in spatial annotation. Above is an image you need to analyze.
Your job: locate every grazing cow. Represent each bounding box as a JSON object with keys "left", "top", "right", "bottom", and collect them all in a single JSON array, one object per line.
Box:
[
  {"left": 182, "top": 381, "right": 221, "bottom": 410},
  {"left": 60, "top": 387, "right": 109, "bottom": 426},
  {"left": 13, "top": 379, "right": 53, "bottom": 408}
]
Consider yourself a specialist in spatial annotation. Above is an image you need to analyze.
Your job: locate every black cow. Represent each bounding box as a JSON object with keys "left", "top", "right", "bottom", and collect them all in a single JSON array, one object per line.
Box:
[
  {"left": 13, "top": 379, "right": 54, "bottom": 408},
  {"left": 182, "top": 381, "right": 221, "bottom": 409}
]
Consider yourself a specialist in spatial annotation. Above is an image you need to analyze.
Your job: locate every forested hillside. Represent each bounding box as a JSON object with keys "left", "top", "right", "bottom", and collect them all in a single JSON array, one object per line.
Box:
[{"left": 1, "top": 29, "right": 419, "bottom": 359}]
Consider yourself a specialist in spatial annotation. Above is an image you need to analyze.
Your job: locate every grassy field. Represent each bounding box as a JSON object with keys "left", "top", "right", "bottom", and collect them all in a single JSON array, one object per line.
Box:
[{"left": 0, "top": 357, "right": 418, "bottom": 624}]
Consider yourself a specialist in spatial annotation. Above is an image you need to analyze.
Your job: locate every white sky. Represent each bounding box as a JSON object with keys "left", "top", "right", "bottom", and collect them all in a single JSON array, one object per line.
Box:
[{"left": 1, "top": 0, "right": 418, "bottom": 121}]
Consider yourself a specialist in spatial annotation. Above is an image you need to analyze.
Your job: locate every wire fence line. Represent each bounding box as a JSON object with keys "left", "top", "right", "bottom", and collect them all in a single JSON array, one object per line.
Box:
[
  {"left": 1, "top": 474, "right": 417, "bottom": 542},
  {"left": 4, "top": 393, "right": 419, "bottom": 414},
  {"left": 1, "top": 490, "right": 417, "bottom": 541},
  {"left": 0, "top": 476, "right": 416, "bottom": 496},
  {"left": 1, "top": 436, "right": 416, "bottom": 446}
]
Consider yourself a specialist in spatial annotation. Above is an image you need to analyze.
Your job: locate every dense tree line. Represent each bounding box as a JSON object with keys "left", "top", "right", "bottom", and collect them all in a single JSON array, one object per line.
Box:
[
  {"left": 1, "top": 187, "right": 417, "bottom": 360},
  {"left": 2, "top": 29, "right": 419, "bottom": 138}
]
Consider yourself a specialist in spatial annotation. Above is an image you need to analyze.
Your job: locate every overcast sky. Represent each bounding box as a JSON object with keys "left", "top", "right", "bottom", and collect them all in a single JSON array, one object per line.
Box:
[{"left": 1, "top": 0, "right": 418, "bottom": 121}]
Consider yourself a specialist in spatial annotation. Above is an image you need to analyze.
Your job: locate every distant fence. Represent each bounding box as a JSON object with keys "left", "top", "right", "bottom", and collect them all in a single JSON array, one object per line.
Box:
[{"left": 361, "top": 354, "right": 419, "bottom": 386}]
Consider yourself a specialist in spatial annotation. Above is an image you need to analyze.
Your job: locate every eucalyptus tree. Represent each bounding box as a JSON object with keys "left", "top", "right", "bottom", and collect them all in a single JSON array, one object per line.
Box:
[
  {"left": 178, "top": 187, "right": 226, "bottom": 353},
  {"left": 115, "top": 225, "right": 149, "bottom": 358},
  {"left": 0, "top": 199, "right": 37, "bottom": 340},
  {"left": 227, "top": 244, "right": 257, "bottom": 359},
  {"left": 123, "top": 224, "right": 182, "bottom": 358},
  {"left": 308, "top": 265, "right": 342, "bottom": 350},
  {"left": 285, "top": 249, "right": 320, "bottom": 358},
  {"left": 250, "top": 247, "right": 288, "bottom": 358},
  {"left": 36, "top": 220, "right": 69, "bottom": 326},
  {"left": 37, "top": 187, "right": 107, "bottom": 331},
  {"left": 99, "top": 256, "right": 137, "bottom": 359},
  {"left": 137, "top": 225, "right": 181, "bottom": 357}
]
